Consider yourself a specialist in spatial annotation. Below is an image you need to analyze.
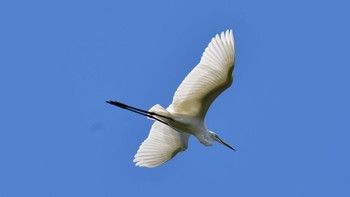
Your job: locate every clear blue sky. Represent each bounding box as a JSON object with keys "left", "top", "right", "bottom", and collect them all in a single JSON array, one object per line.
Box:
[{"left": 1, "top": 0, "right": 349, "bottom": 196}]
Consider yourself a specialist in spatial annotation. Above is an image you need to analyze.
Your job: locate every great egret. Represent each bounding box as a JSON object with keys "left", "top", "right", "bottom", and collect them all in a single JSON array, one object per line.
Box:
[{"left": 107, "top": 29, "right": 235, "bottom": 168}]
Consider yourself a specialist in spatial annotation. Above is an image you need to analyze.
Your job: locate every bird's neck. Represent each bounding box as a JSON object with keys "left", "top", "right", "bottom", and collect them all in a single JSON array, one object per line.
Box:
[{"left": 197, "top": 130, "right": 214, "bottom": 147}]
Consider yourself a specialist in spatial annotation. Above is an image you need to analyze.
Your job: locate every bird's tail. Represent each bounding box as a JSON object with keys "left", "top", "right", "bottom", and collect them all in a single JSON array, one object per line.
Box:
[{"left": 148, "top": 104, "right": 172, "bottom": 121}]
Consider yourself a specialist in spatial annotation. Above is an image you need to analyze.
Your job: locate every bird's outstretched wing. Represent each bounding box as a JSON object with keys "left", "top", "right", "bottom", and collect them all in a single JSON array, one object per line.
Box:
[
  {"left": 133, "top": 121, "right": 190, "bottom": 168},
  {"left": 169, "top": 29, "right": 235, "bottom": 119}
]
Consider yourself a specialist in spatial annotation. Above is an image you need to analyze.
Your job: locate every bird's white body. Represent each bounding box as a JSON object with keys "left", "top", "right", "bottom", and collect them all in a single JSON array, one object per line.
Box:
[
  {"left": 170, "top": 115, "right": 207, "bottom": 143},
  {"left": 152, "top": 105, "right": 211, "bottom": 145},
  {"left": 132, "top": 30, "right": 236, "bottom": 167},
  {"left": 107, "top": 29, "right": 235, "bottom": 167}
]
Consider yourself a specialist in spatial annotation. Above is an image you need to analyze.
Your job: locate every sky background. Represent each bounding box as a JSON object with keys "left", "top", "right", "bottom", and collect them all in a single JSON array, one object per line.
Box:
[{"left": 1, "top": 0, "right": 349, "bottom": 196}]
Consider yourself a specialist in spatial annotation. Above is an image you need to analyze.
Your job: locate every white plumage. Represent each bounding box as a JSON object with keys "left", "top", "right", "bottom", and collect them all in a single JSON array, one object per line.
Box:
[
  {"left": 170, "top": 30, "right": 235, "bottom": 118},
  {"left": 133, "top": 121, "right": 190, "bottom": 168},
  {"left": 107, "top": 29, "right": 235, "bottom": 168}
]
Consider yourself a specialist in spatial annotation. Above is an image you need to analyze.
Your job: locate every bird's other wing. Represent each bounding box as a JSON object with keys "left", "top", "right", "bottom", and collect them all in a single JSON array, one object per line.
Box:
[
  {"left": 169, "top": 29, "right": 235, "bottom": 119},
  {"left": 133, "top": 121, "right": 190, "bottom": 168}
]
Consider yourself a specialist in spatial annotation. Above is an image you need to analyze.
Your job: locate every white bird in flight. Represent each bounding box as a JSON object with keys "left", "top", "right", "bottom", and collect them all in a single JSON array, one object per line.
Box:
[{"left": 107, "top": 29, "right": 235, "bottom": 168}]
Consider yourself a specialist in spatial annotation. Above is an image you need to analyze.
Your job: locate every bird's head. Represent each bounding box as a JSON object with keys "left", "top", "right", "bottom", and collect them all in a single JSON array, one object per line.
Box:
[{"left": 208, "top": 131, "right": 236, "bottom": 151}]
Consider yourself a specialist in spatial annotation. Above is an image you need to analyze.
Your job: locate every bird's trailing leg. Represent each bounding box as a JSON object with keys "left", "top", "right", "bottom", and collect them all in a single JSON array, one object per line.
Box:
[{"left": 106, "top": 100, "right": 173, "bottom": 126}]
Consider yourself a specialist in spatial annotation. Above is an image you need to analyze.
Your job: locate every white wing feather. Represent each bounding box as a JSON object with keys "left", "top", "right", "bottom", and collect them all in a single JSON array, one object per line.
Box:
[
  {"left": 133, "top": 121, "right": 190, "bottom": 168},
  {"left": 170, "top": 29, "right": 235, "bottom": 119},
  {"left": 133, "top": 30, "right": 234, "bottom": 168}
]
